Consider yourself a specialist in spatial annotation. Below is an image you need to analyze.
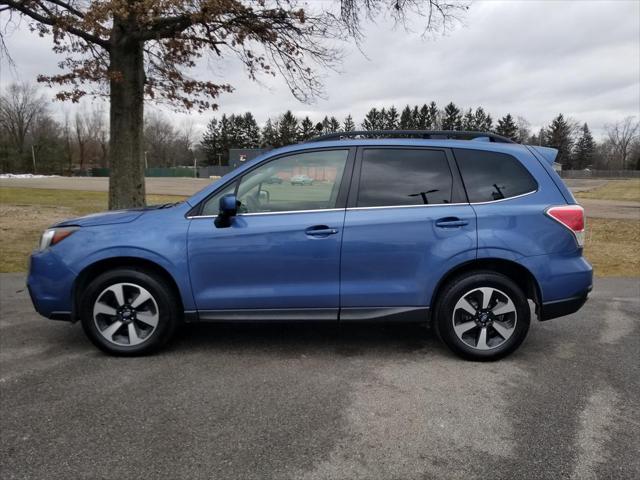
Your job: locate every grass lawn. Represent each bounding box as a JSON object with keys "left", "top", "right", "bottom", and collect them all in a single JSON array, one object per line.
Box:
[
  {"left": 584, "top": 218, "right": 640, "bottom": 277},
  {"left": 575, "top": 179, "right": 640, "bottom": 202},
  {"left": 1, "top": 186, "right": 638, "bottom": 276},
  {"left": 0, "top": 187, "right": 186, "bottom": 273}
]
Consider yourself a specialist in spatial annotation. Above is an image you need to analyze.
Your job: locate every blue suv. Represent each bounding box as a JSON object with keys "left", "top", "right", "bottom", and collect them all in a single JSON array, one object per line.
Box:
[{"left": 27, "top": 131, "right": 593, "bottom": 360}]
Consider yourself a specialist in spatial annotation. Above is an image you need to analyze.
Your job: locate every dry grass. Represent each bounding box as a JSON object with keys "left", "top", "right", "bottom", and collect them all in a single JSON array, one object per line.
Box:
[
  {"left": 576, "top": 179, "right": 640, "bottom": 202},
  {"left": 583, "top": 218, "right": 640, "bottom": 277},
  {"left": 0, "top": 188, "right": 185, "bottom": 273},
  {"left": 1, "top": 187, "right": 638, "bottom": 277}
]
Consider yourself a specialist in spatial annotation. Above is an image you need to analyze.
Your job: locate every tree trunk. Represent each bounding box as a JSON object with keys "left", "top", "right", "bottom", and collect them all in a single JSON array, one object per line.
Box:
[{"left": 108, "top": 20, "right": 145, "bottom": 210}]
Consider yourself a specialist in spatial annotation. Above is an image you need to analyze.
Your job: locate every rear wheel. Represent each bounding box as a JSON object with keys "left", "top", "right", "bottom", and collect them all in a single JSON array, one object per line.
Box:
[
  {"left": 79, "top": 268, "right": 179, "bottom": 356},
  {"left": 435, "top": 271, "right": 530, "bottom": 361}
]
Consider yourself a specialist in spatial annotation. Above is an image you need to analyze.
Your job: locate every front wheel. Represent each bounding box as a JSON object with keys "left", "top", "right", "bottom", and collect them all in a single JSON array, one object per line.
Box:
[
  {"left": 434, "top": 271, "right": 530, "bottom": 361},
  {"left": 79, "top": 268, "right": 179, "bottom": 356}
]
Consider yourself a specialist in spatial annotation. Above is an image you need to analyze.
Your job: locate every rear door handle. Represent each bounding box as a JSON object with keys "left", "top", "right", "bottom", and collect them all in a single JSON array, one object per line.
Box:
[
  {"left": 435, "top": 217, "right": 469, "bottom": 228},
  {"left": 305, "top": 225, "right": 339, "bottom": 237}
]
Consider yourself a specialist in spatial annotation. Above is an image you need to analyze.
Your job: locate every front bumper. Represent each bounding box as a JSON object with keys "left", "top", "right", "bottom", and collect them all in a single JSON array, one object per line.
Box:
[{"left": 27, "top": 249, "right": 77, "bottom": 321}]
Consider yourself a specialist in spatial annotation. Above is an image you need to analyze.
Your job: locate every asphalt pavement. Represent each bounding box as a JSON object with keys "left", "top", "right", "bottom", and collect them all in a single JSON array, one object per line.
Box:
[{"left": 0, "top": 274, "right": 639, "bottom": 479}]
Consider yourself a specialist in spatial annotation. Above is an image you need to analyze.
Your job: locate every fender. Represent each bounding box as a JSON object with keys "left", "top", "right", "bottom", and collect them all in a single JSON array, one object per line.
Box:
[{"left": 73, "top": 246, "right": 196, "bottom": 311}]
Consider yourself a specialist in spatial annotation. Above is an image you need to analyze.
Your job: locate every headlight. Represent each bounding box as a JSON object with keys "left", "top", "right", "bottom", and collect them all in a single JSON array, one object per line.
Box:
[{"left": 39, "top": 227, "right": 79, "bottom": 251}]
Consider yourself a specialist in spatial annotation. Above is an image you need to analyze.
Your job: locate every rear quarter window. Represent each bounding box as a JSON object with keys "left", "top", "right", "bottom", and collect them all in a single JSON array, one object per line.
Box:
[{"left": 454, "top": 149, "right": 537, "bottom": 203}]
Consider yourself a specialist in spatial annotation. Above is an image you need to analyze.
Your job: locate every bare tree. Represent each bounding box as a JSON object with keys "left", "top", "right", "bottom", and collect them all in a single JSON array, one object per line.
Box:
[
  {"left": 29, "top": 112, "right": 64, "bottom": 173},
  {"left": 91, "top": 108, "right": 109, "bottom": 167},
  {"left": 605, "top": 117, "right": 640, "bottom": 169},
  {"left": 516, "top": 116, "right": 531, "bottom": 144},
  {"left": 1, "top": 1, "right": 468, "bottom": 209},
  {"left": 0, "top": 83, "right": 47, "bottom": 154},
  {"left": 74, "top": 111, "right": 89, "bottom": 171},
  {"left": 62, "top": 111, "right": 74, "bottom": 172}
]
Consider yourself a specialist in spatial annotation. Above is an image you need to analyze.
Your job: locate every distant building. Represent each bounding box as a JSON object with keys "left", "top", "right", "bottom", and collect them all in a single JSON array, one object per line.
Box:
[{"left": 229, "top": 148, "right": 268, "bottom": 169}]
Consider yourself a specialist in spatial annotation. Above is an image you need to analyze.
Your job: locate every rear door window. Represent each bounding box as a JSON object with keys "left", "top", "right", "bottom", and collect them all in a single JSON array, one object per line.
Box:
[
  {"left": 356, "top": 149, "right": 453, "bottom": 207},
  {"left": 454, "top": 149, "right": 537, "bottom": 202}
]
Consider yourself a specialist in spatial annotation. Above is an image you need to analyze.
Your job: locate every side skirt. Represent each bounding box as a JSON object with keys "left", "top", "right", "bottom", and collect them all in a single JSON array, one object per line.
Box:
[
  {"left": 188, "top": 307, "right": 429, "bottom": 323},
  {"left": 340, "top": 307, "right": 429, "bottom": 323}
]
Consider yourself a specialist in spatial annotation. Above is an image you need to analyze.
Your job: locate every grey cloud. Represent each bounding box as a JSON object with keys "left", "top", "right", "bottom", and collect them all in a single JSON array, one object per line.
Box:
[{"left": 1, "top": 0, "right": 638, "bottom": 139}]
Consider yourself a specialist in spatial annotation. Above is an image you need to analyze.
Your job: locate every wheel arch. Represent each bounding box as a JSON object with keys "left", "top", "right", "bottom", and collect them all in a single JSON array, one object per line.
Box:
[
  {"left": 430, "top": 258, "right": 542, "bottom": 318},
  {"left": 73, "top": 257, "right": 185, "bottom": 321}
]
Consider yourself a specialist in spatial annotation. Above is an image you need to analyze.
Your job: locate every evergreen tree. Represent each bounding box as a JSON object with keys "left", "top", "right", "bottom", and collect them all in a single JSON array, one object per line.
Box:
[
  {"left": 201, "top": 118, "right": 222, "bottom": 165},
  {"left": 474, "top": 107, "right": 492, "bottom": 132},
  {"left": 412, "top": 106, "right": 422, "bottom": 129},
  {"left": 278, "top": 110, "right": 300, "bottom": 145},
  {"left": 417, "top": 104, "right": 430, "bottom": 129},
  {"left": 441, "top": 102, "right": 462, "bottom": 131},
  {"left": 261, "top": 118, "right": 279, "bottom": 148},
  {"left": 343, "top": 114, "right": 356, "bottom": 132},
  {"left": 300, "top": 116, "right": 316, "bottom": 141},
  {"left": 495, "top": 114, "right": 518, "bottom": 141},
  {"left": 241, "top": 112, "right": 260, "bottom": 148},
  {"left": 462, "top": 109, "right": 476, "bottom": 130},
  {"left": 362, "top": 108, "right": 382, "bottom": 130},
  {"left": 573, "top": 123, "right": 596, "bottom": 169},
  {"left": 228, "top": 114, "right": 247, "bottom": 148},
  {"left": 428, "top": 102, "right": 439, "bottom": 129},
  {"left": 400, "top": 105, "right": 414, "bottom": 129},
  {"left": 329, "top": 116, "right": 341, "bottom": 133},
  {"left": 218, "top": 114, "right": 234, "bottom": 163},
  {"left": 384, "top": 106, "right": 399, "bottom": 129},
  {"left": 543, "top": 114, "right": 574, "bottom": 167}
]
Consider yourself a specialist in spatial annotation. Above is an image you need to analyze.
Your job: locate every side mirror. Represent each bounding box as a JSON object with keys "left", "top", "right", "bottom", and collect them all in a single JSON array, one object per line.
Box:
[
  {"left": 258, "top": 189, "right": 270, "bottom": 204},
  {"left": 215, "top": 194, "right": 239, "bottom": 228}
]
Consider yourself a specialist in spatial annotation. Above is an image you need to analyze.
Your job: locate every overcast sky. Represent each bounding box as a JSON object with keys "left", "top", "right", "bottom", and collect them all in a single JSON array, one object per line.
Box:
[{"left": 1, "top": 0, "right": 638, "bottom": 139}]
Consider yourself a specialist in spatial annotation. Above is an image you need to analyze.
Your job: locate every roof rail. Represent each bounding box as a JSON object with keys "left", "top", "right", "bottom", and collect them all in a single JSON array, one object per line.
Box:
[{"left": 306, "top": 130, "right": 516, "bottom": 144}]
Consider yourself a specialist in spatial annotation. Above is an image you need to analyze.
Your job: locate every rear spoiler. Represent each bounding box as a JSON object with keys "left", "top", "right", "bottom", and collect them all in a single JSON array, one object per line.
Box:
[{"left": 528, "top": 145, "right": 558, "bottom": 166}]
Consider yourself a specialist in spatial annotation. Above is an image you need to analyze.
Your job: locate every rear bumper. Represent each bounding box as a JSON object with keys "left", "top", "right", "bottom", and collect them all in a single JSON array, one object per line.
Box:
[
  {"left": 519, "top": 251, "right": 593, "bottom": 321},
  {"left": 27, "top": 250, "right": 76, "bottom": 321},
  {"left": 539, "top": 286, "right": 591, "bottom": 321}
]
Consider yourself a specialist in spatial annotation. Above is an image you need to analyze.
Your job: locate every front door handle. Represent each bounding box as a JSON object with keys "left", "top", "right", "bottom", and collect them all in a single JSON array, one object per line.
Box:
[
  {"left": 305, "top": 225, "right": 339, "bottom": 237},
  {"left": 435, "top": 217, "right": 469, "bottom": 228}
]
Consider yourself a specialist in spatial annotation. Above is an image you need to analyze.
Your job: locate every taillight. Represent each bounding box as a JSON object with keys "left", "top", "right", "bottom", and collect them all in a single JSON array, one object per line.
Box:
[{"left": 546, "top": 205, "right": 585, "bottom": 247}]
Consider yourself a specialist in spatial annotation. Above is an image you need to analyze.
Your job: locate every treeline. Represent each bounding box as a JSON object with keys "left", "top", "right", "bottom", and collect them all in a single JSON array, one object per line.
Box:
[
  {"left": 0, "top": 84, "right": 195, "bottom": 175},
  {"left": 200, "top": 103, "right": 640, "bottom": 170},
  {"left": 2, "top": 83, "right": 639, "bottom": 173}
]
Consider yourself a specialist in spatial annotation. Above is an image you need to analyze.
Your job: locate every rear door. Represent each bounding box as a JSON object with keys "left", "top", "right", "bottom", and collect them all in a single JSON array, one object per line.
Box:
[{"left": 339, "top": 147, "right": 476, "bottom": 320}]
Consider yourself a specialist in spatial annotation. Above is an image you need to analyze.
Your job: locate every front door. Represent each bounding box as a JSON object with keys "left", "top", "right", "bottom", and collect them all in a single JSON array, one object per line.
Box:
[
  {"left": 187, "top": 148, "right": 353, "bottom": 320},
  {"left": 340, "top": 147, "right": 477, "bottom": 320}
]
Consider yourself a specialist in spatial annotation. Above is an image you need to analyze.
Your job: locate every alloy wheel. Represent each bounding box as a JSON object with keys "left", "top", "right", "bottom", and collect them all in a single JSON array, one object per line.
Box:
[
  {"left": 92, "top": 282, "right": 159, "bottom": 346},
  {"left": 451, "top": 287, "right": 517, "bottom": 350}
]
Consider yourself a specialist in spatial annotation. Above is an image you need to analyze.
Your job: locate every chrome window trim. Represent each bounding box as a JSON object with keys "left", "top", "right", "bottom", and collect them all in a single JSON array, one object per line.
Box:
[
  {"left": 468, "top": 189, "right": 537, "bottom": 205},
  {"left": 346, "top": 202, "right": 468, "bottom": 211},
  {"left": 187, "top": 207, "right": 345, "bottom": 219}
]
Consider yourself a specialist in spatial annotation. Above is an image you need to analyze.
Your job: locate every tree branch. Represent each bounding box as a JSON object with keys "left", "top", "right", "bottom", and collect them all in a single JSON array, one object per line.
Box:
[
  {"left": 44, "top": 0, "right": 84, "bottom": 18},
  {"left": 138, "top": 14, "right": 193, "bottom": 41},
  {"left": 1, "top": 0, "right": 109, "bottom": 49}
]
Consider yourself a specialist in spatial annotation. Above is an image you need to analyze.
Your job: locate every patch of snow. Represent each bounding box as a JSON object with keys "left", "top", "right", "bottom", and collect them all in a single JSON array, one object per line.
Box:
[{"left": 0, "top": 173, "right": 60, "bottom": 179}]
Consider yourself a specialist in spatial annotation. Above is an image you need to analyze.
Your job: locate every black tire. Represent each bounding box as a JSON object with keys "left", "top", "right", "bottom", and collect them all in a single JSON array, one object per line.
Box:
[
  {"left": 79, "top": 268, "right": 180, "bottom": 356},
  {"left": 434, "top": 271, "right": 530, "bottom": 361}
]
